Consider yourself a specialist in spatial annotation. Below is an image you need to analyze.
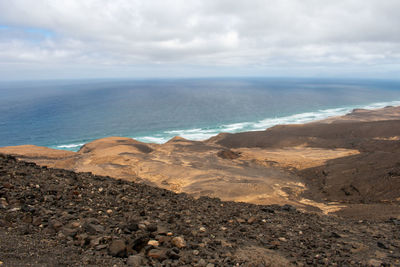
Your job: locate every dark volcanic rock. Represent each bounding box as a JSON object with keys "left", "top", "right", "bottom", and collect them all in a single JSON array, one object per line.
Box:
[
  {"left": 127, "top": 255, "right": 144, "bottom": 266},
  {"left": 0, "top": 153, "right": 399, "bottom": 266},
  {"left": 108, "top": 239, "right": 126, "bottom": 257}
]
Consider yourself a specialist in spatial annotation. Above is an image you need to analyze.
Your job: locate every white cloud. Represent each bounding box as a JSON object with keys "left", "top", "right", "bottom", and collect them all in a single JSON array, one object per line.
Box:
[{"left": 0, "top": 0, "right": 399, "bottom": 79}]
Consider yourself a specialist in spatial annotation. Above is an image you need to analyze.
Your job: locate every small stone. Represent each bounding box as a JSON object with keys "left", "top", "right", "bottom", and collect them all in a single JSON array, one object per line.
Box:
[
  {"left": 32, "top": 217, "right": 42, "bottom": 226},
  {"left": 95, "top": 244, "right": 108, "bottom": 250},
  {"left": 269, "top": 240, "right": 280, "bottom": 248},
  {"left": 156, "top": 225, "right": 168, "bottom": 235},
  {"left": 220, "top": 226, "right": 227, "bottom": 231},
  {"left": 8, "top": 207, "right": 21, "bottom": 212},
  {"left": 71, "top": 221, "right": 80, "bottom": 228},
  {"left": 0, "top": 198, "right": 8, "bottom": 209},
  {"left": 206, "top": 264, "right": 215, "bottom": 267},
  {"left": 148, "top": 240, "right": 159, "bottom": 247},
  {"left": 193, "top": 249, "right": 200, "bottom": 256},
  {"left": 218, "top": 239, "right": 233, "bottom": 248},
  {"left": 199, "top": 226, "right": 206, "bottom": 232},
  {"left": 377, "top": 241, "right": 388, "bottom": 249},
  {"left": 261, "top": 207, "right": 275, "bottom": 213},
  {"left": 278, "top": 237, "right": 287, "bottom": 242},
  {"left": 247, "top": 217, "right": 257, "bottom": 224},
  {"left": 146, "top": 224, "right": 157, "bottom": 232},
  {"left": 90, "top": 236, "right": 103, "bottom": 248},
  {"left": 236, "top": 218, "right": 246, "bottom": 223},
  {"left": 108, "top": 239, "right": 126, "bottom": 257},
  {"left": 167, "top": 249, "right": 180, "bottom": 259},
  {"left": 106, "top": 209, "right": 113, "bottom": 214},
  {"left": 127, "top": 221, "right": 139, "bottom": 232},
  {"left": 368, "top": 259, "right": 382, "bottom": 267},
  {"left": 50, "top": 220, "right": 63, "bottom": 231},
  {"left": 148, "top": 249, "right": 167, "bottom": 260},
  {"left": 282, "top": 204, "right": 296, "bottom": 212},
  {"left": 127, "top": 255, "right": 144, "bottom": 266},
  {"left": 85, "top": 223, "right": 104, "bottom": 234},
  {"left": 171, "top": 236, "right": 186, "bottom": 248},
  {"left": 331, "top": 232, "right": 341, "bottom": 238},
  {"left": 130, "top": 235, "right": 150, "bottom": 253},
  {"left": 198, "top": 259, "right": 207, "bottom": 266},
  {"left": 157, "top": 235, "right": 171, "bottom": 244},
  {"left": 22, "top": 214, "right": 32, "bottom": 223},
  {"left": 61, "top": 227, "right": 77, "bottom": 237}
]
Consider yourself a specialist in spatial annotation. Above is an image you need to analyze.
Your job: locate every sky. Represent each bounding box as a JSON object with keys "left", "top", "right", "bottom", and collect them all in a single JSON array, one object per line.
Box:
[{"left": 0, "top": 0, "right": 399, "bottom": 80}]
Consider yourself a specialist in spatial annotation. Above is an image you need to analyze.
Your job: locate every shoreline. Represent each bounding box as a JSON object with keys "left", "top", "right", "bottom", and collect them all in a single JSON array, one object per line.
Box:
[
  {"left": 1, "top": 105, "right": 400, "bottom": 219},
  {"left": 48, "top": 100, "right": 400, "bottom": 152}
]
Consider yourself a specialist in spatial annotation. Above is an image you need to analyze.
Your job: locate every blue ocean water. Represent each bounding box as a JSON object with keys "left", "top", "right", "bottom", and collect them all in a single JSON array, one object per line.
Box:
[{"left": 1, "top": 77, "right": 400, "bottom": 151}]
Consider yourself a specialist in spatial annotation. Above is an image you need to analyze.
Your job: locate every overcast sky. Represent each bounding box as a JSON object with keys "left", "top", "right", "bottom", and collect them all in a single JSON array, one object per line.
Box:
[{"left": 0, "top": 0, "right": 399, "bottom": 80}]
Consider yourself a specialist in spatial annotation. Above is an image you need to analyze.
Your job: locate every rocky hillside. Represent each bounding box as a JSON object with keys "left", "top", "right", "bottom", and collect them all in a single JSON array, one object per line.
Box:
[
  {"left": 2, "top": 106, "right": 400, "bottom": 218},
  {"left": 0, "top": 154, "right": 399, "bottom": 266}
]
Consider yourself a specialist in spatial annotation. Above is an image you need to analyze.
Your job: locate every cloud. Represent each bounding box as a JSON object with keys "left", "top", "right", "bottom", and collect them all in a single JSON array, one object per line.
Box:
[{"left": 0, "top": 0, "right": 399, "bottom": 79}]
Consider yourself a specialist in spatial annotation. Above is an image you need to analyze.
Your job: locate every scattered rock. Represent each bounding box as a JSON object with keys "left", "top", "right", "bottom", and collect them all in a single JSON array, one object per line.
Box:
[
  {"left": 84, "top": 223, "right": 104, "bottom": 234},
  {"left": 171, "top": 236, "right": 186, "bottom": 248},
  {"left": 282, "top": 204, "right": 296, "bottom": 212},
  {"left": 0, "top": 154, "right": 399, "bottom": 266},
  {"left": 377, "top": 241, "right": 389, "bottom": 249},
  {"left": 126, "top": 255, "right": 144, "bottom": 266},
  {"left": 146, "top": 224, "right": 157, "bottom": 232},
  {"left": 50, "top": 220, "right": 63, "bottom": 231},
  {"left": 368, "top": 259, "right": 383, "bottom": 267},
  {"left": 148, "top": 249, "right": 167, "bottom": 261},
  {"left": 108, "top": 239, "right": 126, "bottom": 257},
  {"left": 0, "top": 198, "right": 8, "bottom": 209},
  {"left": 247, "top": 217, "right": 257, "bottom": 224},
  {"left": 147, "top": 240, "right": 159, "bottom": 247},
  {"left": 331, "top": 232, "right": 341, "bottom": 238}
]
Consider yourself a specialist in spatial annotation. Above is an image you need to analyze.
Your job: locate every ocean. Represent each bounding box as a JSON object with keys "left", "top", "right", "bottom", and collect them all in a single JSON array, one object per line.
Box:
[{"left": 1, "top": 77, "right": 400, "bottom": 151}]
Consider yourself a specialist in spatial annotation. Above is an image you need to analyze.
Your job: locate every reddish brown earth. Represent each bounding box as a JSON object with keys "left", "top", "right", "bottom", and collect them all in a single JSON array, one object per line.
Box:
[
  {"left": 1, "top": 106, "right": 400, "bottom": 265},
  {"left": 1, "top": 106, "right": 400, "bottom": 217}
]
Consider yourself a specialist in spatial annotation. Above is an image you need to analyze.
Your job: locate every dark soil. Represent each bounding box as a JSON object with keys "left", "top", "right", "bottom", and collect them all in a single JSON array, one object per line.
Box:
[
  {"left": 1, "top": 154, "right": 400, "bottom": 266},
  {"left": 215, "top": 120, "right": 400, "bottom": 215}
]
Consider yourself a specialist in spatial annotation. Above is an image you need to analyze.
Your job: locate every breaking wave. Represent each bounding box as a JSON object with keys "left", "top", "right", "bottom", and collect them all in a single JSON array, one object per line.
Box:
[{"left": 55, "top": 100, "right": 400, "bottom": 148}]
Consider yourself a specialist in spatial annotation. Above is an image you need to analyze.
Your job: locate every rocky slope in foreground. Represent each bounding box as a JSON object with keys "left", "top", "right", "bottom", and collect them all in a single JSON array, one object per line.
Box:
[
  {"left": 1, "top": 154, "right": 399, "bottom": 266},
  {"left": 2, "top": 106, "right": 400, "bottom": 218}
]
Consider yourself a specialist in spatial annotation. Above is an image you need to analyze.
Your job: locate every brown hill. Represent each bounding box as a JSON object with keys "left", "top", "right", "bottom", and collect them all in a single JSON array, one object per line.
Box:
[{"left": 1, "top": 106, "right": 400, "bottom": 218}]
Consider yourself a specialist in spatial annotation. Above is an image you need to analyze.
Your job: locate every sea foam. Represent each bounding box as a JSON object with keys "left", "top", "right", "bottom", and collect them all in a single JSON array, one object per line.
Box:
[
  {"left": 133, "top": 100, "right": 400, "bottom": 144},
  {"left": 55, "top": 143, "right": 85, "bottom": 149},
  {"left": 54, "top": 100, "right": 400, "bottom": 148}
]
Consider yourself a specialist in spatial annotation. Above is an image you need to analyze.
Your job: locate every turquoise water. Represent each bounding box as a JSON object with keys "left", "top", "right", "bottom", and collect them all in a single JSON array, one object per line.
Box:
[{"left": 1, "top": 77, "right": 400, "bottom": 151}]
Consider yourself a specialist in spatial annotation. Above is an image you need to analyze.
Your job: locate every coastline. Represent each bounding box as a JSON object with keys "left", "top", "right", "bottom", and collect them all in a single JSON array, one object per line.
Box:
[
  {"left": 1, "top": 105, "right": 400, "bottom": 219},
  {"left": 50, "top": 100, "right": 400, "bottom": 152}
]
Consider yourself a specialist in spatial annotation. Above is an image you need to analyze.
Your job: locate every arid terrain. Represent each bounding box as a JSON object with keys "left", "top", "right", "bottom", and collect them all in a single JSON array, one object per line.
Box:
[
  {"left": 0, "top": 154, "right": 399, "bottom": 266},
  {"left": 1, "top": 106, "right": 400, "bottom": 266},
  {"left": 1, "top": 106, "right": 400, "bottom": 218}
]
